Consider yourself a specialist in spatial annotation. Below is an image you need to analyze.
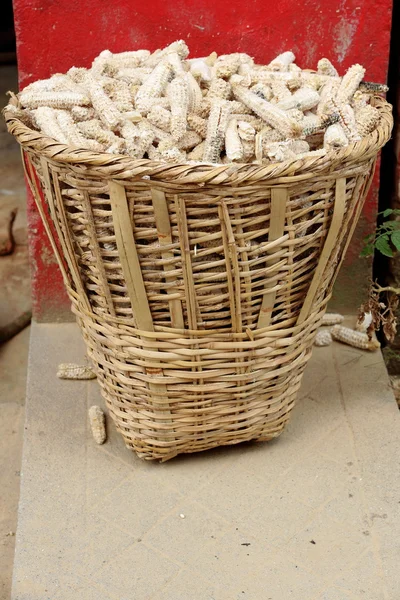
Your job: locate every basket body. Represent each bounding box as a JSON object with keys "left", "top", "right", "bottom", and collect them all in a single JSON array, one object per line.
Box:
[{"left": 5, "top": 97, "right": 392, "bottom": 460}]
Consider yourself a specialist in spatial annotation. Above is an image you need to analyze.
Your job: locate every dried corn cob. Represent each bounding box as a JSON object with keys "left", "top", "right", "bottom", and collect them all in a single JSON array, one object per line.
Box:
[
  {"left": 187, "top": 113, "right": 208, "bottom": 138},
  {"left": 89, "top": 405, "right": 107, "bottom": 444},
  {"left": 20, "top": 90, "right": 90, "bottom": 110},
  {"left": 207, "top": 78, "right": 232, "bottom": 100},
  {"left": 321, "top": 312, "right": 344, "bottom": 326},
  {"left": 203, "top": 100, "right": 231, "bottom": 163},
  {"left": 314, "top": 329, "right": 333, "bottom": 346},
  {"left": 177, "top": 130, "right": 202, "bottom": 150},
  {"left": 147, "top": 105, "right": 171, "bottom": 132},
  {"left": 71, "top": 106, "right": 96, "bottom": 122},
  {"left": 225, "top": 118, "right": 243, "bottom": 161},
  {"left": 77, "top": 119, "right": 123, "bottom": 148},
  {"left": 331, "top": 325, "right": 380, "bottom": 351},
  {"left": 186, "top": 72, "right": 203, "bottom": 113},
  {"left": 160, "top": 146, "right": 187, "bottom": 162},
  {"left": 324, "top": 123, "right": 349, "bottom": 148},
  {"left": 168, "top": 76, "right": 189, "bottom": 141},
  {"left": 237, "top": 120, "right": 256, "bottom": 141},
  {"left": 232, "top": 83, "right": 302, "bottom": 138},
  {"left": 264, "top": 139, "right": 309, "bottom": 162},
  {"left": 87, "top": 77, "right": 123, "bottom": 129},
  {"left": 56, "top": 111, "right": 103, "bottom": 151},
  {"left": 187, "top": 140, "right": 206, "bottom": 161},
  {"left": 228, "top": 100, "right": 253, "bottom": 115},
  {"left": 32, "top": 107, "right": 69, "bottom": 144},
  {"left": 135, "top": 61, "right": 173, "bottom": 113},
  {"left": 270, "top": 80, "right": 292, "bottom": 102},
  {"left": 277, "top": 87, "right": 320, "bottom": 111},
  {"left": 336, "top": 64, "right": 366, "bottom": 105},
  {"left": 250, "top": 82, "right": 273, "bottom": 101},
  {"left": 355, "top": 104, "right": 380, "bottom": 136},
  {"left": 241, "top": 139, "right": 255, "bottom": 161},
  {"left": 188, "top": 58, "right": 212, "bottom": 82},
  {"left": 267, "top": 51, "right": 296, "bottom": 71},
  {"left": 57, "top": 363, "right": 96, "bottom": 379},
  {"left": 317, "top": 58, "right": 339, "bottom": 78}
]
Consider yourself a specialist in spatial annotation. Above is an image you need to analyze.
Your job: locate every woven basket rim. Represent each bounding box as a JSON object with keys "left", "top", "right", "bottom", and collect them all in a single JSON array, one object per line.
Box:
[{"left": 3, "top": 94, "right": 393, "bottom": 185}]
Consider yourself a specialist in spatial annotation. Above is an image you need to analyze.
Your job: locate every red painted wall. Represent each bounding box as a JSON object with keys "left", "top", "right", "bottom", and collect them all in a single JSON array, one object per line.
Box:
[{"left": 13, "top": 0, "right": 393, "bottom": 320}]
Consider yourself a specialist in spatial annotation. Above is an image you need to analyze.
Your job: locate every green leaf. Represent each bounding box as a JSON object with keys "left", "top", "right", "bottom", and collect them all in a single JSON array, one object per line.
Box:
[
  {"left": 375, "top": 235, "right": 394, "bottom": 257},
  {"left": 360, "top": 245, "right": 374, "bottom": 257},
  {"left": 380, "top": 208, "right": 394, "bottom": 217},
  {"left": 363, "top": 233, "right": 375, "bottom": 243},
  {"left": 391, "top": 230, "right": 400, "bottom": 251},
  {"left": 380, "top": 222, "right": 400, "bottom": 230}
]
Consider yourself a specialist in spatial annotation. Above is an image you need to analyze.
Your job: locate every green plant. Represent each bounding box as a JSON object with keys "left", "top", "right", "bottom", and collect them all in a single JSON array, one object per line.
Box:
[
  {"left": 361, "top": 209, "right": 400, "bottom": 257},
  {"left": 359, "top": 209, "right": 400, "bottom": 343}
]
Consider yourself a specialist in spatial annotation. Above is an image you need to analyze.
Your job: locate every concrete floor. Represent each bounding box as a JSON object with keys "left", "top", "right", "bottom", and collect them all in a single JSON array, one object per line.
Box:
[{"left": 9, "top": 321, "right": 400, "bottom": 600}]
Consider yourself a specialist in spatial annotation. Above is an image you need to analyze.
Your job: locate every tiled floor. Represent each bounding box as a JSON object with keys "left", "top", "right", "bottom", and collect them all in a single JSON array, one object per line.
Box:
[{"left": 10, "top": 322, "right": 400, "bottom": 599}]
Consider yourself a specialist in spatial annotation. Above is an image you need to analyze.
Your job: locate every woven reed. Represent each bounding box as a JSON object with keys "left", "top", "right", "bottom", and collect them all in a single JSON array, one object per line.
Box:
[{"left": 4, "top": 95, "right": 392, "bottom": 460}]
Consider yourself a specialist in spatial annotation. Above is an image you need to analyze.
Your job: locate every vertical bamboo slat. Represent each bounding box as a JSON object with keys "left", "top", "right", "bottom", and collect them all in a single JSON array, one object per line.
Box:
[
  {"left": 257, "top": 187, "right": 288, "bottom": 329},
  {"left": 297, "top": 177, "right": 347, "bottom": 325},
  {"left": 151, "top": 188, "right": 184, "bottom": 330}
]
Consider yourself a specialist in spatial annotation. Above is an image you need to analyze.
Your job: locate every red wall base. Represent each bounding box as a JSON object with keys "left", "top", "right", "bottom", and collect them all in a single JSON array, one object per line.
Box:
[{"left": 13, "top": 0, "right": 393, "bottom": 320}]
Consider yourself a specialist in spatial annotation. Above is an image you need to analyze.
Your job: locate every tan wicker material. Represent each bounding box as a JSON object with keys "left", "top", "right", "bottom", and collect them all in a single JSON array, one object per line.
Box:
[{"left": 4, "top": 94, "right": 392, "bottom": 461}]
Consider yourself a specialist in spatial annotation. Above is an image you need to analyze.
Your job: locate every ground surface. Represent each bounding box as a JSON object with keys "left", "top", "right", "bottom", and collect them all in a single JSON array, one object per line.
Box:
[
  {"left": 0, "top": 64, "right": 31, "bottom": 341},
  {"left": 9, "top": 321, "right": 400, "bottom": 600},
  {"left": 0, "top": 326, "right": 29, "bottom": 600}
]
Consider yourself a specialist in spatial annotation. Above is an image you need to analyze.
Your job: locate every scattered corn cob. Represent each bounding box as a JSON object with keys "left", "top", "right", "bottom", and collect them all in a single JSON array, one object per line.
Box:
[
  {"left": 57, "top": 363, "right": 96, "bottom": 379},
  {"left": 331, "top": 325, "right": 380, "bottom": 351},
  {"left": 89, "top": 405, "right": 107, "bottom": 444},
  {"left": 321, "top": 313, "right": 344, "bottom": 326},
  {"left": 314, "top": 329, "right": 333, "bottom": 346}
]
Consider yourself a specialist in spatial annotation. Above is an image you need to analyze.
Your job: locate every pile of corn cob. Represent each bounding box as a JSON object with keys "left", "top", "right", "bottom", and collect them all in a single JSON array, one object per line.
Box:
[{"left": 12, "top": 40, "right": 385, "bottom": 164}]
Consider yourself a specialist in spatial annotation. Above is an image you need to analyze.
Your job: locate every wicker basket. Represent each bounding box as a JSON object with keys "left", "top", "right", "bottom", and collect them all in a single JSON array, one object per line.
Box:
[{"left": 4, "top": 95, "right": 392, "bottom": 460}]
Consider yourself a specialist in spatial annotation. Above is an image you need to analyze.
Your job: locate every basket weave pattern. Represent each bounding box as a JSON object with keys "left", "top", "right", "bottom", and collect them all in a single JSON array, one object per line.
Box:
[{"left": 5, "top": 96, "right": 392, "bottom": 460}]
